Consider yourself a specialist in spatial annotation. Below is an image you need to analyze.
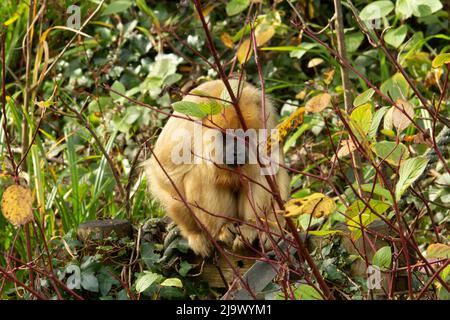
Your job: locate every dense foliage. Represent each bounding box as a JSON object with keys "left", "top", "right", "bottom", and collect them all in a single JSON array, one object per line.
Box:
[{"left": 0, "top": 0, "right": 449, "bottom": 300}]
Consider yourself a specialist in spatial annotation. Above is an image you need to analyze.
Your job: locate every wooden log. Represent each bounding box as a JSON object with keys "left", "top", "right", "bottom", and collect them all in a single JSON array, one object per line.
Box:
[{"left": 77, "top": 219, "right": 132, "bottom": 242}]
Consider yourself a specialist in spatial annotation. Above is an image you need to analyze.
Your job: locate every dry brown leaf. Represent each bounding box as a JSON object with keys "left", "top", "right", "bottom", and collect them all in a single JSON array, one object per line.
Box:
[
  {"left": 305, "top": 93, "right": 331, "bottom": 113},
  {"left": 334, "top": 139, "right": 357, "bottom": 160},
  {"left": 392, "top": 99, "right": 415, "bottom": 133},
  {"left": 1, "top": 185, "right": 33, "bottom": 226}
]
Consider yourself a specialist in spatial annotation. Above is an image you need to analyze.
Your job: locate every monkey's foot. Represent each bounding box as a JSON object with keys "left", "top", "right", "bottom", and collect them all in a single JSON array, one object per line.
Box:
[
  {"left": 187, "top": 233, "right": 213, "bottom": 257},
  {"left": 216, "top": 223, "right": 236, "bottom": 245}
]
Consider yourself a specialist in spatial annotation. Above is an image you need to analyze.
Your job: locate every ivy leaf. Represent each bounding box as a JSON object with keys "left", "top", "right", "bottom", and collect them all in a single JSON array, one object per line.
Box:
[
  {"left": 372, "top": 246, "right": 392, "bottom": 269},
  {"left": 160, "top": 278, "right": 183, "bottom": 288},
  {"left": 81, "top": 272, "right": 99, "bottom": 292},
  {"left": 172, "top": 101, "right": 206, "bottom": 118},
  {"left": 110, "top": 81, "right": 126, "bottom": 101},
  {"left": 178, "top": 261, "right": 192, "bottom": 277},
  {"left": 395, "top": 156, "right": 429, "bottom": 201},
  {"left": 226, "top": 0, "right": 250, "bottom": 16}
]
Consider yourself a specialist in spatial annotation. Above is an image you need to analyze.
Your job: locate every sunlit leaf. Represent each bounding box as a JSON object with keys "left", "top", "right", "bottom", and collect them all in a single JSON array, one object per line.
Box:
[
  {"left": 372, "top": 246, "right": 392, "bottom": 269},
  {"left": 172, "top": 101, "right": 206, "bottom": 118},
  {"left": 395, "top": 156, "right": 429, "bottom": 201},
  {"left": 432, "top": 53, "right": 450, "bottom": 68}
]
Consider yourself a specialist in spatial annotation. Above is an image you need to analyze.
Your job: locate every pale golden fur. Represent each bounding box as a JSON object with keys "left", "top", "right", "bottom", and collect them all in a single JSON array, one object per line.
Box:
[{"left": 145, "top": 80, "right": 290, "bottom": 256}]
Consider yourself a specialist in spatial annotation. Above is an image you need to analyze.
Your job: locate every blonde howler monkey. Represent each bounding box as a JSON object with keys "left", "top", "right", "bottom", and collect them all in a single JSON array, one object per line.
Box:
[{"left": 145, "top": 80, "right": 290, "bottom": 257}]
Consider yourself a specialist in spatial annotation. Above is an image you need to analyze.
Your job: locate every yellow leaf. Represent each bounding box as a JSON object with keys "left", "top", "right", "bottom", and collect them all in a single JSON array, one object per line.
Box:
[
  {"left": 255, "top": 25, "right": 275, "bottom": 46},
  {"left": 237, "top": 39, "right": 253, "bottom": 64},
  {"left": 323, "top": 68, "right": 335, "bottom": 85},
  {"left": 307, "top": 58, "right": 324, "bottom": 68},
  {"left": 427, "top": 243, "right": 450, "bottom": 259},
  {"left": 333, "top": 139, "right": 357, "bottom": 160},
  {"left": 236, "top": 23, "right": 275, "bottom": 64},
  {"left": 284, "top": 193, "right": 336, "bottom": 218},
  {"left": 295, "top": 90, "right": 306, "bottom": 100},
  {"left": 3, "top": 13, "right": 20, "bottom": 26},
  {"left": 305, "top": 93, "right": 331, "bottom": 113},
  {"left": 1, "top": 185, "right": 33, "bottom": 226},
  {"left": 220, "top": 32, "right": 234, "bottom": 49}
]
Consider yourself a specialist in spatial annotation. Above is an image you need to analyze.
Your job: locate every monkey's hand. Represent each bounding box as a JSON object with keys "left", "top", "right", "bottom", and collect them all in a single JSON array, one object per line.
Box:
[{"left": 158, "top": 223, "right": 190, "bottom": 269}]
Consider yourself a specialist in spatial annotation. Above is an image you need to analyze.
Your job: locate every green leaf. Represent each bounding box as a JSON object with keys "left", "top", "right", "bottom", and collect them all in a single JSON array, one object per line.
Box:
[
  {"left": 368, "top": 106, "right": 389, "bottom": 139},
  {"left": 101, "top": 0, "right": 132, "bottom": 16},
  {"left": 432, "top": 53, "right": 450, "bottom": 68},
  {"left": 110, "top": 81, "right": 126, "bottom": 101},
  {"left": 395, "top": 156, "right": 429, "bottom": 201},
  {"left": 372, "top": 141, "right": 409, "bottom": 165},
  {"left": 380, "top": 73, "right": 411, "bottom": 101},
  {"left": 136, "top": 0, "right": 159, "bottom": 26},
  {"left": 288, "top": 43, "right": 319, "bottom": 59},
  {"left": 384, "top": 25, "right": 407, "bottom": 48},
  {"left": 396, "top": 0, "right": 413, "bottom": 18},
  {"left": 354, "top": 88, "right": 375, "bottom": 107},
  {"left": 136, "top": 272, "right": 159, "bottom": 293},
  {"left": 160, "top": 278, "right": 183, "bottom": 288},
  {"left": 350, "top": 103, "right": 372, "bottom": 134},
  {"left": 356, "top": 183, "right": 394, "bottom": 204},
  {"left": 178, "top": 261, "right": 192, "bottom": 277},
  {"left": 307, "top": 230, "right": 342, "bottom": 236},
  {"left": 199, "top": 100, "right": 222, "bottom": 115},
  {"left": 346, "top": 199, "right": 390, "bottom": 240},
  {"left": 360, "top": 1, "right": 394, "bottom": 20},
  {"left": 172, "top": 101, "right": 206, "bottom": 118},
  {"left": 226, "top": 0, "right": 250, "bottom": 16},
  {"left": 279, "top": 284, "right": 323, "bottom": 300},
  {"left": 220, "top": 79, "right": 240, "bottom": 106},
  {"left": 81, "top": 272, "right": 99, "bottom": 292},
  {"left": 345, "top": 32, "right": 364, "bottom": 53},
  {"left": 396, "top": 0, "right": 443, "bottom": 19},
  {"left": 372, "top": 246, "right": 392, "bottom": 269}
]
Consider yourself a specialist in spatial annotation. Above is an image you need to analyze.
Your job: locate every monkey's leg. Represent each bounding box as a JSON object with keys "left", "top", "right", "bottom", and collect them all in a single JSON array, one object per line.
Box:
[
  {"left": 172, "top": 170, "right": 238, "bottom": 257},
  {"left": 234, "top": 166, "right": 289, "bottom": 251}
]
